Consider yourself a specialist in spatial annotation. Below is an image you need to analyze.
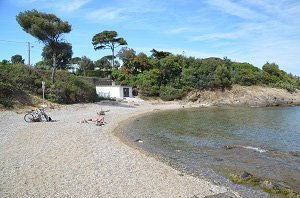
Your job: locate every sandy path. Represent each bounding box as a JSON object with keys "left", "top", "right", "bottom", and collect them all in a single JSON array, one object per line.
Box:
[{"left": 0, "top": 101, "right": 239, "bottom": 197}]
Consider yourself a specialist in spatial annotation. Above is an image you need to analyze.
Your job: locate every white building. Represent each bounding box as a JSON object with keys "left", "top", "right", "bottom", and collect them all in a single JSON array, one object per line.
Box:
[
  {"left": 96, "top": 85, "right": 133, "bottom": 98},
  {"left": 80, "top": 77, "right": 133, "bottom": 99}
]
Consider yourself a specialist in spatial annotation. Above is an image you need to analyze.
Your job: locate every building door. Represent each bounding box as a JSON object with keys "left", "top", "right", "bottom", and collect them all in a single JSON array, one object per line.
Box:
[{"left": 123, "top": 88, "right": 129, "bottom": 97}]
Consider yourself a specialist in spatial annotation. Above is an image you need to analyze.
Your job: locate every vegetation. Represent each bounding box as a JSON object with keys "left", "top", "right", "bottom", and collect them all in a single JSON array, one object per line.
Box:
[
  {"left": 92, "top": 30, "right": 127, "bottom": 68},
  {"left": 0, "top": 63, "right": 98, "bottom": 107},
  {"left": 1, "top": 9, "right": 299, "bottom": 108},
  {"left": 11, "top": 54, "right": 25, "bottom": 64},
  {"left": 16, "top": 9, "right": 71, "bottom": 82},
  {"left": 112, "top": 52, "right": 300, "bottom": 100}
]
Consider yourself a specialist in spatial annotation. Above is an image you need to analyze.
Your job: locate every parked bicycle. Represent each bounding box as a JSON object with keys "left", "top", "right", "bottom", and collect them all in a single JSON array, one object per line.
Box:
[{"left": 24, "top": 106, "right": 50, "bottom": 122}]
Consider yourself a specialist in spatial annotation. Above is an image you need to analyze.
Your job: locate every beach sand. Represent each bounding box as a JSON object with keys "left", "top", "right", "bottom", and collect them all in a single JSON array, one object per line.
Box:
[{"left": 0, "top": 100, "right": 243, "bottom": 197}]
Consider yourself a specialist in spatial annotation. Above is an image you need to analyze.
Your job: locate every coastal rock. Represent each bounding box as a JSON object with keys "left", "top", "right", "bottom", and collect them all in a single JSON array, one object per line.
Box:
[
  {"left": 230, "top": 171, "right": 261, "bottom": 185},
  {"left": 259, "top": 181, "right": 299, "bottom": 197},
  {"left": 224, "top": 145, "right": 236, "bottom": 150},
  {"left": 185, "top": 85, "right": 300, "bottom": 107},
  {"left": 240, "top": 171, "right": 253, "bottom": 179},
  {"left": 213, "top": 158, "right": 224, "bottom": 162},
  {"left": 230, "top": 171, "right": 300, "bottom": 197},
  {"left": 259, "top": 180, "right": 280, "bottom": 193}
]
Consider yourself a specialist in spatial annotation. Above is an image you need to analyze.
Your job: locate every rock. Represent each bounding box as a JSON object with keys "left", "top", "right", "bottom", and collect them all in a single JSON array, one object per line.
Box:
[
  {"left": 230, "top": 171, "right": 261, "bottom": 185},
  {"left": 240, "top": 171, "right": 253, "bottom": 179},
  {"left": 259, "top": 180, "right": 280, "bottom": 193},
  {"left": 214, "top": 158, "right": 224, "bottom": 162},
  {"left": 224, "top": 145, "right": 236, "bottom": 150}
]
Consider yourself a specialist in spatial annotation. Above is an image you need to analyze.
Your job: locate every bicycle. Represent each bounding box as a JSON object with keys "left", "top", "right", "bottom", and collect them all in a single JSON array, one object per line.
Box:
[{"left": 24, "top": 106, "right": 50, "bottom": 123}]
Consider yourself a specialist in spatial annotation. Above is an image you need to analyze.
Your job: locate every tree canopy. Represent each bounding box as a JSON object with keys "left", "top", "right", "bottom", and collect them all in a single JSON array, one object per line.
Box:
[
  {"left": 92, "top": 30, "right": 127, "bottom": 68},
  {"left": 16, "top": 9, "right": 71, "bottom": 82},
  {"left": 11, "top": 54, "right": 25, "bottom": 64},
  {"left": 42, "top": 42, "right": 72, "bottom": 70}
]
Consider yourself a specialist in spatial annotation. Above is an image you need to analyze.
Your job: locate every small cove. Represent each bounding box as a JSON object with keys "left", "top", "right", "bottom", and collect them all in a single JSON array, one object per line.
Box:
[{"left": 120, "top": 106, "right": 300, "bottom": 196}]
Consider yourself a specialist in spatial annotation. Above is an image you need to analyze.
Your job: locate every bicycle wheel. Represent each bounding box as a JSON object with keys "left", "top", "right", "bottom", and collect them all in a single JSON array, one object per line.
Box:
[
  {"left": 40, "top": 113, "right": 49, "bottom": 122},
  {"left": 24, "top": 113, "right": 34, "bottom": 122}
]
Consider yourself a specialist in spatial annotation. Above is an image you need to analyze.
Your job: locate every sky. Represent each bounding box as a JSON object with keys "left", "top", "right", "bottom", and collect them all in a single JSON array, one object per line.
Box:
[{"left": 0, "top": 0, "right": 300, "bottom": 76}]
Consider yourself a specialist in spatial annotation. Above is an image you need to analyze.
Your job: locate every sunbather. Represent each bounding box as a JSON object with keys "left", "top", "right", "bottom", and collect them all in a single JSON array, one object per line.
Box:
[{"left": 80, "top": 115, "right": 104, "bottom": 125}]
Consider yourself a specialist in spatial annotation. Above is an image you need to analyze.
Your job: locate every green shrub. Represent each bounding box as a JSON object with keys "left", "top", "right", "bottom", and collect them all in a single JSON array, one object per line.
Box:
[
  {"left": 273, "top": 81, "right": 297, "bottom": 93},
  {"left": 160, "top": 85, "right": 185, "bottom": 101},
  {"left": 45, "top": 73, "right": 98, "bottom": 104},
  {"left": 0, "top": 63, "right": 99, "bottom": 106}
]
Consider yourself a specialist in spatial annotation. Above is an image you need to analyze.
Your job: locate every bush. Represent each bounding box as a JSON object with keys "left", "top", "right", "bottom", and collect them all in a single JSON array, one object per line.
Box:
[
  {"left": 137, "top": 69, "right": 161, "bottom": 97},
  {"left": 160, "top": 85, "right": 185, "bottom": 101},
  {"left": 273, "top": 81, "right": 297, "bottom": 93},
  {"left": 0, "top": 63, "right": 99, "bottom": 106},
  {"left": 46, "top": 72, "right": 98, "bottom": 104}
]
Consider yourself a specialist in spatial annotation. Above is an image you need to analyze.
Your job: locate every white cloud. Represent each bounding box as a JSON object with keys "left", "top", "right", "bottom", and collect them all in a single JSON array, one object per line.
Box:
[
  {"left": 167, "top": 27, "right": 191, "bottom": 34},
  {"left": 205, "top": 0, "right": 266, "bottom": 20},
  {"left": 62, "top": 0, "right": 92, "bottom": 12},
  {"left": 18, "top": 0, "right": 92, "bottom": 12},
  {"left": 87, "top": 8, "right": 126, "bottom": 23},
  {"left": 85, "top": 0, "right": 165, "bottom": 24}
]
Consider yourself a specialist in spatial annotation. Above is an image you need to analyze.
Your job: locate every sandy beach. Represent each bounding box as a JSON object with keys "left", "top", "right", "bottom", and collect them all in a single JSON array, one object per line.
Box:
[{"left": 0, "top": 99, "right": 266, "bottom": 197}]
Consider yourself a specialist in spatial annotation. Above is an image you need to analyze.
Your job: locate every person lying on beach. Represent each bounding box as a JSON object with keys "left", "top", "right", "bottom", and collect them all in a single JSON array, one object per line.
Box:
[{"left": 80, "top": 115, "right": 104, "bottom": 126}]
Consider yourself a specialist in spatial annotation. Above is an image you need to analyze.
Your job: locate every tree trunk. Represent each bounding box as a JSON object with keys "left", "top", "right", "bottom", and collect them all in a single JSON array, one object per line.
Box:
[
  {"left": 112, "top": 47, "right": 115, "bottom": 68},
  {"left": 51, "top": 52, "right": 57, "bottom": 83}
]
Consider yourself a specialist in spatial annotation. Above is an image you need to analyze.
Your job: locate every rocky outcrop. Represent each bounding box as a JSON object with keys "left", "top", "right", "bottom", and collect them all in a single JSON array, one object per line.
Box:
[
  {"left": 230, "top": 171, "right": 300, "bottom": 197},
  {"left": 186, "top": 85, "right": 300, "bottom": 107}
]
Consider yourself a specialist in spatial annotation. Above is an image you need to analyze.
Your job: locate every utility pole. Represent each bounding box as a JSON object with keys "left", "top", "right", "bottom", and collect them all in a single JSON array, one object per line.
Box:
[
  {"left": 28, "top": 42, "right": 31, "bottom": 66},
  {"left": 0, "top": 39, "right": 34, "bottom": 65}
]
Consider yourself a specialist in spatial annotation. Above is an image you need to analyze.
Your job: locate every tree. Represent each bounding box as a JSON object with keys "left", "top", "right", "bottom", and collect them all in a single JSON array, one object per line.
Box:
[
  {"left": 95, "top": 56, "right": 112, "bottom": 77},
  {"left": 159, "top": 55, "right": 182, "bottom": 85},
  {"left": 42, "top": 42, "right": 72, "bottom": 70},
  {"left": 95, "top": 56, "right": 111, "bottom": 71},
  {"left": 92, "top": 30, "right": 127, "bottom": 68},
  {"left": 70, "top": 57, "right": 81, "bottom": 64},
  {"left": 16, "top": 9, "right": 71, "bottom": 82},
  {"left": 137, "top": 69, "right": 161, "bottom": 97},
  {"left": 213, "top": 64, "right": 232, "bottom": 90},
  {"left": 133, "top": 52, "right": 152, "bottom": 72},
  {"left": 0, "top": 59, "right": 10, "bottom": 65},
  {"left": 262, "top": 62, "right": 281, "bottom": 77},
  {"left": 11, "top": 54, "right": 25, "bottom": 64},
  {"left": 150, "top": 49, "right": 171, "bottom": 60},
  {"left": 79, "top": 56, "right": 94, "bottom": 76},
  {"left": 35, "top": 60, "right": 49, "bottom": 70},
  {"left": 117, "top": 47, "right": 136, "bottom": 65}
]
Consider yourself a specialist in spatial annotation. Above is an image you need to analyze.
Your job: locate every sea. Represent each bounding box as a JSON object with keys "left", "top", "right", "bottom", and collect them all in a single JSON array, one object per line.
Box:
[{"left": 121, "top": 106, "right": 300, "bottom": 195}]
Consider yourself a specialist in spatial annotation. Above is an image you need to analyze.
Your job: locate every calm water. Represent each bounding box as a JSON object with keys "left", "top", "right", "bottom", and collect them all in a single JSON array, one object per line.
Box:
[{"left": 122, "top": 107, "right": 300, "bottom": 193}]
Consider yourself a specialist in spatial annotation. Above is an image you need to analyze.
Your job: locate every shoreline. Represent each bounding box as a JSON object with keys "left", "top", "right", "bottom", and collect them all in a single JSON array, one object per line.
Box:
[
  {"left": 114, "top": 104, "right": 300, "bottom": 197},
  {"left": 0, "top": 101, "right": 243, "bottom": 197},
  {"left": 112, "top": 104, "right": 275, "bottom": 198},
  {"left": 1, "top": 100, "right": 299, "bottom": 197}
]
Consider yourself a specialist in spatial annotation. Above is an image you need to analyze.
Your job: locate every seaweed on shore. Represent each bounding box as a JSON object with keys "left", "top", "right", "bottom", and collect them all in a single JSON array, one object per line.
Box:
[{"left": 230, "top": 171, "right": 299, "bottom": 198}]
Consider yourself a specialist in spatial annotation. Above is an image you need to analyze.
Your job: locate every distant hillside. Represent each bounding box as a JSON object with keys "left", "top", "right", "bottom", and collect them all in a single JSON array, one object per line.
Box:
[
  {"left": 112, "top": 53, "right": 300, "bottom": 101},
  {"left": 1, "top": 54, "right": 300, "bottom": 109}
]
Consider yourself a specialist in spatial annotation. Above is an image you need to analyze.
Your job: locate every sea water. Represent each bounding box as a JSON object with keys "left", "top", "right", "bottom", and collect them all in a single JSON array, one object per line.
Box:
[{"left": 122, "top": 106, "right": 300, "bottom": 193}]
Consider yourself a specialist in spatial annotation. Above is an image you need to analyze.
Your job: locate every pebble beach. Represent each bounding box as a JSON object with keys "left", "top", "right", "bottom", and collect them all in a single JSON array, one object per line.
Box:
[{"left": 0, "top": 100, "right": 245, "bottom": 197}]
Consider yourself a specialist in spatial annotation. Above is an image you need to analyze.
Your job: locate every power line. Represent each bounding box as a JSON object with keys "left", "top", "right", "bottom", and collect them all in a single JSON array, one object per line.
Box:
[
  {"left": 0, "top": 39, "right": 28, "bottom": 44},
  {"left": 0, "top": 39, "right": 35, "bottom": 65}
]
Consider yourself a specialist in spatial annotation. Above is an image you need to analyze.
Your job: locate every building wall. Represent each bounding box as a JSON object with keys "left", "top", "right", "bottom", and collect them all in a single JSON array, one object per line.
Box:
[{"left": 96, "top": 86, "right": 133, "bottom": 98}]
